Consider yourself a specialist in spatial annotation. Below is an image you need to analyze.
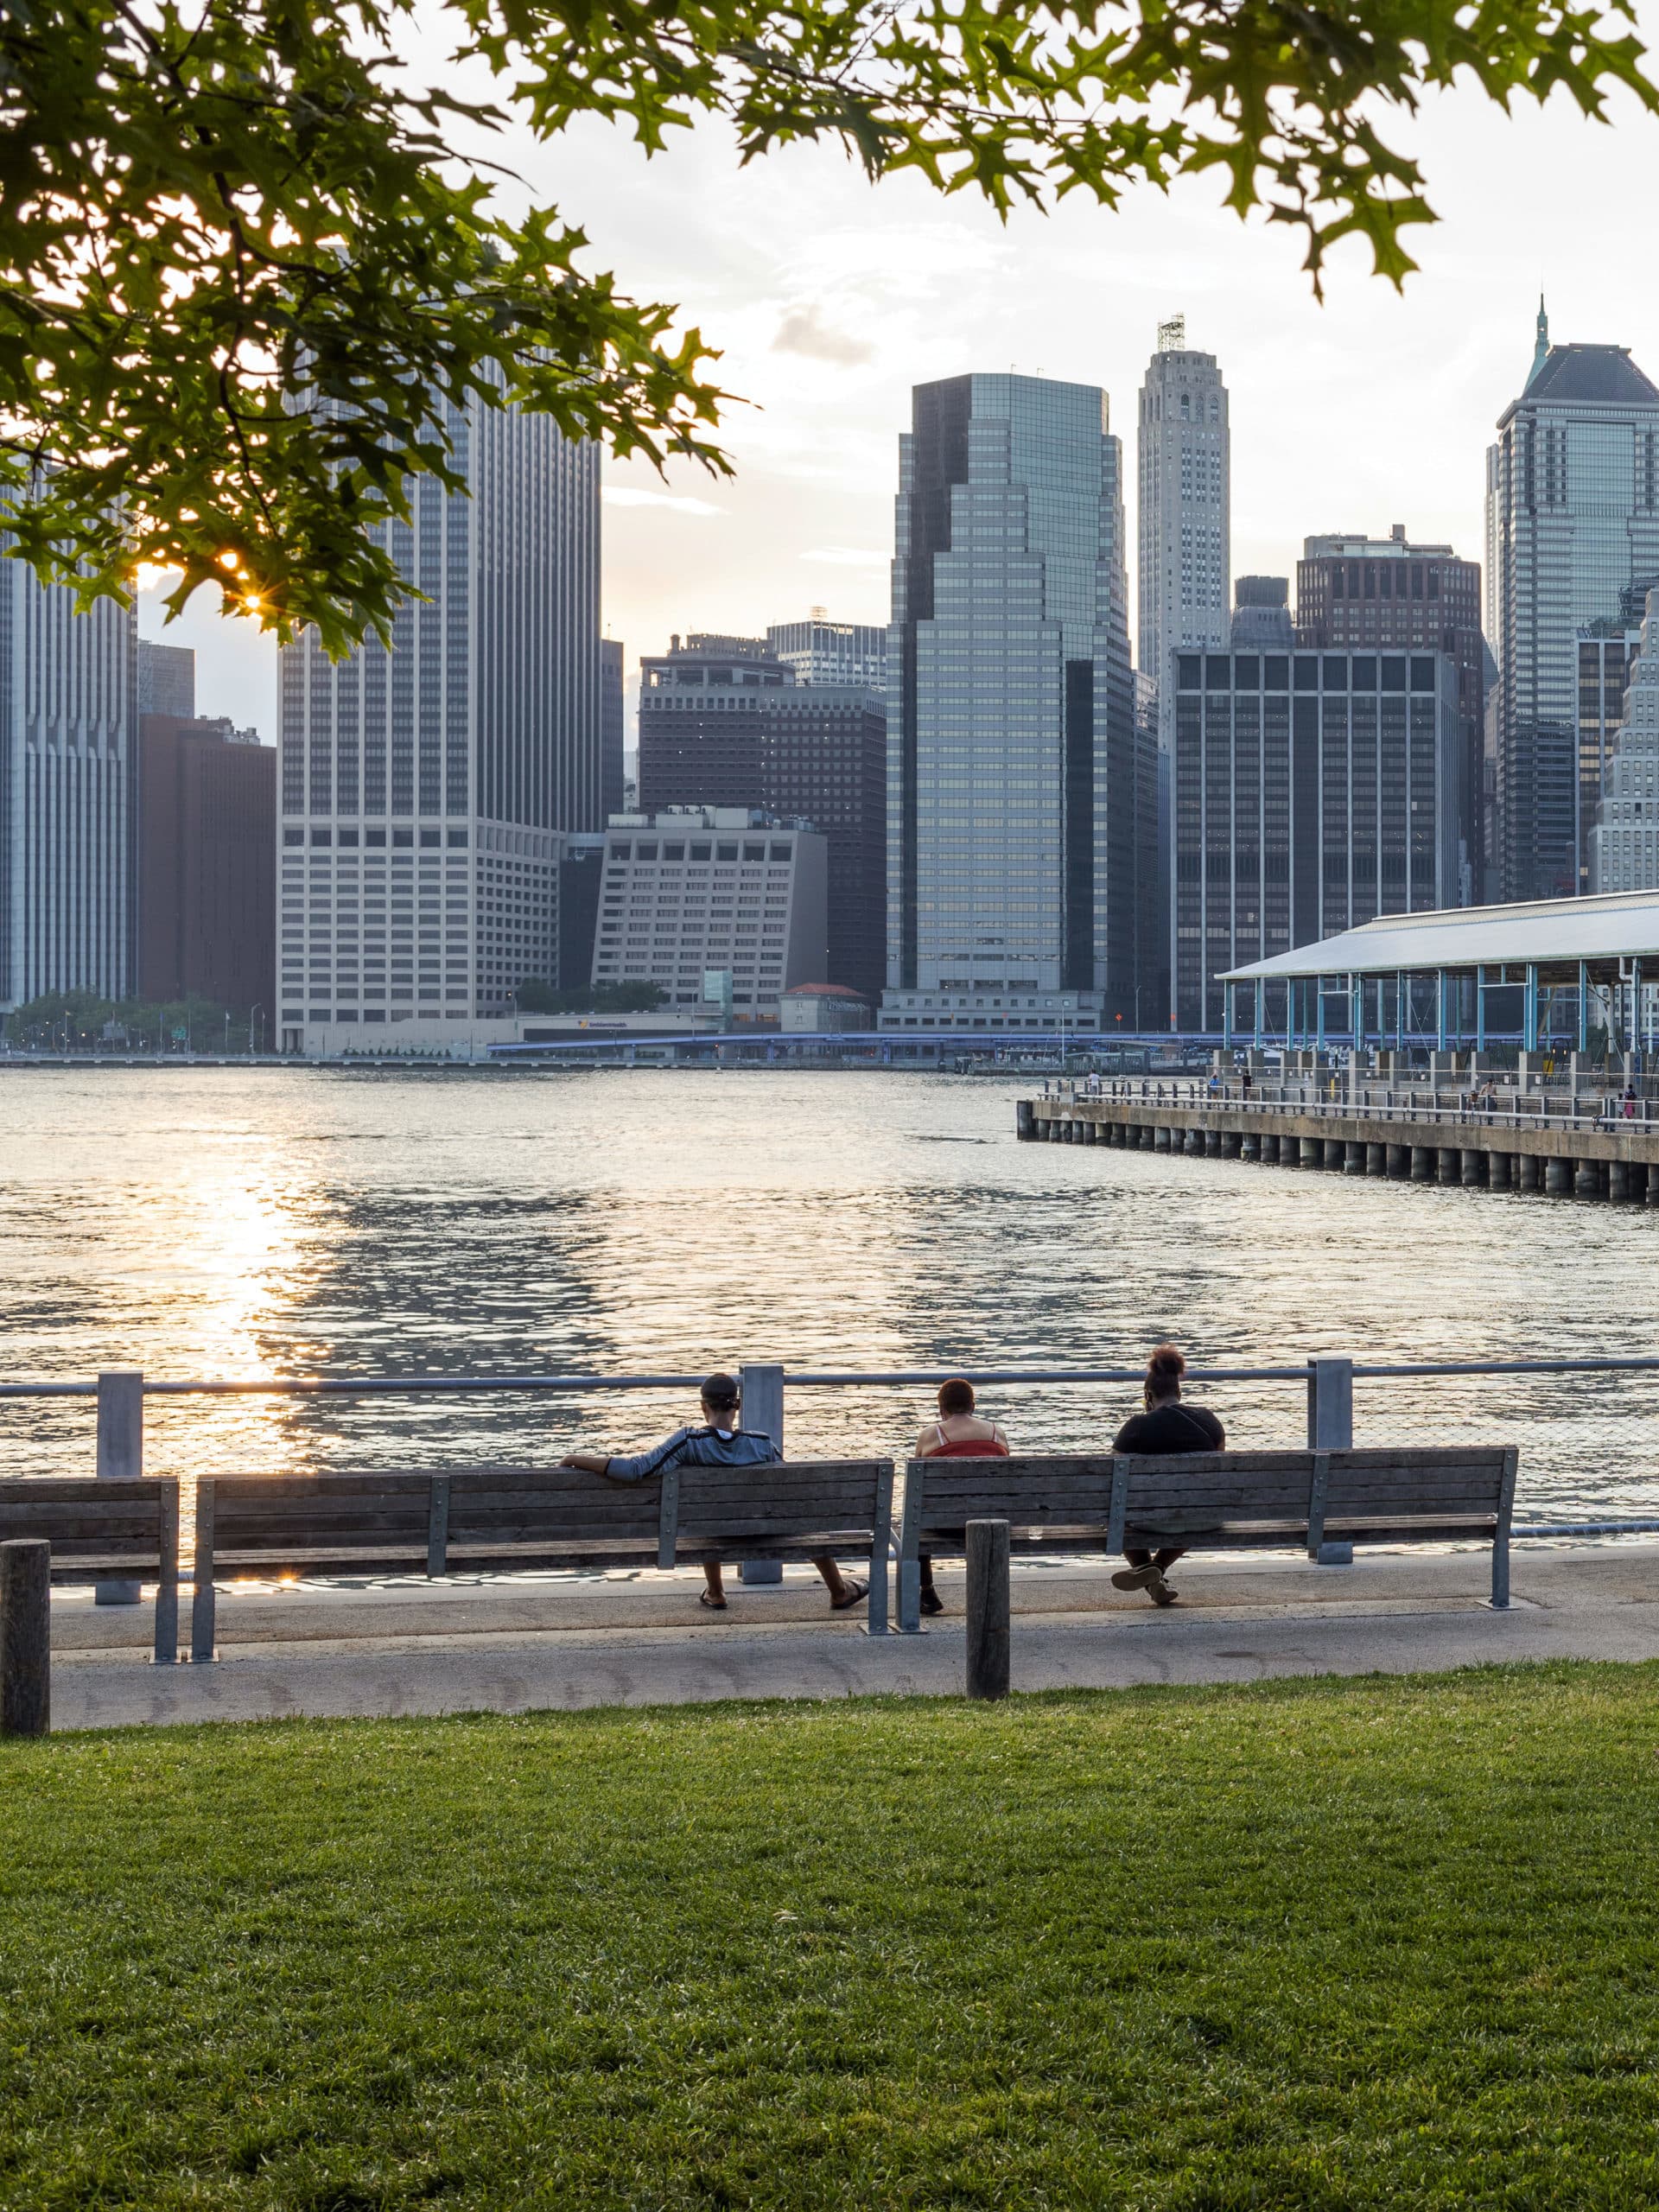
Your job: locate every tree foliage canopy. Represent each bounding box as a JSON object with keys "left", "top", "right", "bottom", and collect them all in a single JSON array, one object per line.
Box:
[{"left": 1, "top": 0, "right": 1653, "bottom": 651}]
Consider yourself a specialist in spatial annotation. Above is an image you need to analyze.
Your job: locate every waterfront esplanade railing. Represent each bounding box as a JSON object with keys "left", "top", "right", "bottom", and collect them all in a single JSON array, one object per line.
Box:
[
  {"left": 7, "top": 1357, "right": 1659, "bottom": 1549},
  {"left": 1220, "top": 886, "right": 1659, "bottom": 1058}
]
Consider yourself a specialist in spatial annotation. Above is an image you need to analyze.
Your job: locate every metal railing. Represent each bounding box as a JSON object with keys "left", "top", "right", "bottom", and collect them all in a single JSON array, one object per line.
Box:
[
  {"left": 5, "top": 1355, "right": 1659, "bottom": 1548},
  {"left": 1039, "top": 1081, "right": 1658, "bottom": 1135}
]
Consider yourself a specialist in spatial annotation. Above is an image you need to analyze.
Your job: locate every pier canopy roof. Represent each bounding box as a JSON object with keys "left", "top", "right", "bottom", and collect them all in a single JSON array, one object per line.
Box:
[{"left": 1223, "top": 888, "right": 1659, "bottom": 984}]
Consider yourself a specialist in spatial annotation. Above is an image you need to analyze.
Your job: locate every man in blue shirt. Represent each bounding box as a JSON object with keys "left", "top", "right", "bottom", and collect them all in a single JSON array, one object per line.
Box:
[{"left": 562, "top": 1372, "right": 869, "bottom": 1615}]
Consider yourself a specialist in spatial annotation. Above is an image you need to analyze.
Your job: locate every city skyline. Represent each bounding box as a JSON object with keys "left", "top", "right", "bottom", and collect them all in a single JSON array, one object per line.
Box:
[{"left": 138, "top": 60, "right": 1659, "bottom": 728}]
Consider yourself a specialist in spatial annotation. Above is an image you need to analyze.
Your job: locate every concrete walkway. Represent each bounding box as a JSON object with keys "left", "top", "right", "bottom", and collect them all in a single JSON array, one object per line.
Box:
[{"left": 40, "top": 1543, "right": 1659, "bottom": 1731}]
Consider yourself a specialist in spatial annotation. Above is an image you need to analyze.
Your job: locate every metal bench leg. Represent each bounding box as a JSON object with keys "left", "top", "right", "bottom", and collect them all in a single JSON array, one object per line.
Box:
[
  {"left": 1491, "top": 1528, "right": 1510, "bottom": 1610},
  {"left": 866, "top": 1465, "right": 892, "bottom": 1637},
  {"left": 897, "top": 1556, "right": 921, "bottom": 1636}
]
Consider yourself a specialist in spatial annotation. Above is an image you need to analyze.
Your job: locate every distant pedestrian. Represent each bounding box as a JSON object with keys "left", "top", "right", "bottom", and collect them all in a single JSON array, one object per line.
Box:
[
  {"left": 1624, "top": 1084, "right": 1638, "bottom": 1119},
  {"left": 1110, "top": 1345, "right": 1225, "bottom": 1608},
  {"left": 1241, "top": 1065, "right": 1253, "bottom": 1097},
  {"left": 912, "top": 1378, "right": 1009, "bottom": 1618},
  {"left": 561, "top": 1372, "right": 868, "bottom": 1615}
]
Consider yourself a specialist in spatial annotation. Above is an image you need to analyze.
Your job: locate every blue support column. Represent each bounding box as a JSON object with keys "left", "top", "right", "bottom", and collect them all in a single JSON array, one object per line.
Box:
[
  {"left": 1253, "top": 983, "right": 1264, "bottom": 1050},
  {"left": 1396, "top": 971, "right": 1406, "bottom": 1053},
  {"left": 1316, "top": 979, "right": 1326, "bottom": 1052},
  {"left": 1223, "top": 982, "right": 1234, "bottom": 1050},
  {"left": 1436, "top": 969, "right": 1448, "bottom": 1052},
  {"left": 1351, "top": 974, "right": 1363, "bottom": 1051},
  {"left": 1523, "top": 963, "right": 1539, "bottom": 1052},
  {"left": 1476, "top": 966, "right": 1487, "bottom": 1053},
  {"left": 1578, "top": 960, "right": 1590, "bottom": 1054},
  {"left": 1634, "top": 959, "right": 1644, "bottom": 1069}
]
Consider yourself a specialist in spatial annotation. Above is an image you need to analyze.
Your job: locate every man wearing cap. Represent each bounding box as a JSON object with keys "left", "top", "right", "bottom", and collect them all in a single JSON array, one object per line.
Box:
[{"left": 561, "top": 1372, "right": 869, "bottom": 1614}]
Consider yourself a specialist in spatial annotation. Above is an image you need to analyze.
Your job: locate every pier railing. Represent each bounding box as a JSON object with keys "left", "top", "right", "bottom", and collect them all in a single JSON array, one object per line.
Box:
[
  {"left": 5, "top": 1357, "right": 1659, "bottom": 1548},
  {"left": 1046, "top": 1081, "right": 1658, "bottom": 1132}
]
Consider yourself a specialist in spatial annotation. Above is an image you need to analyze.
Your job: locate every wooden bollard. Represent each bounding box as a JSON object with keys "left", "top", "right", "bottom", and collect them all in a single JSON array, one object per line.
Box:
[
  {"left": 964, "top": 1518, "right": 1011, "bottom": 1701},
  {"left": 1, "top": 1539, "right": 50, "bottom": 1737}
]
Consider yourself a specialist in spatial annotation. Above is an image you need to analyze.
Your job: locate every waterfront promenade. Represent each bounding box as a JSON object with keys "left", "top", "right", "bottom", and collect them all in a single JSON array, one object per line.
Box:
[{"left": 40, "top": 1541, "right": 1659, "bottom": 1728}]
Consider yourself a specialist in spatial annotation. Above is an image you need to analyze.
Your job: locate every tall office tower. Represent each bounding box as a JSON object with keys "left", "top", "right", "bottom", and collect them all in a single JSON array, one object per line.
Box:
[
  {"left": 1137, "top": 318, "right": 1230, "bottom": 715},
  {"left": 882, "top": 373, "right": 1145, "bottom": 1037},
  {"left": 137, "top": 639, "right": 195, "bottom": 721},
  {"left": 137, "top": 715, "right": 275, "bottom": 1017},
  {"left": 601, "top": 639, "right": 626, "bottom": 823},
  {"left": 638, "top": 632, "right": 887, "bottom": 1001},
  {"left": 1590, "top": 589, "right": 1659, "bottom": 891},
  {"left": 1170, "top": 591, "right": 1460, "bottom": 1033},
  {"left": 1296, "top": 525, "right": 1484, "bottom": 903},
  {"left": 1486, "top": 308, "right": 1659, "bottom": 902},
  {"left": 276, "top": 400, "right": 600, "bottom": 1051},
  {"left": 766, "top": 613, "right": 887, "bottom": 696},
  {"left": 0, "top": 540, "right": 137, "bottom": 1012}
]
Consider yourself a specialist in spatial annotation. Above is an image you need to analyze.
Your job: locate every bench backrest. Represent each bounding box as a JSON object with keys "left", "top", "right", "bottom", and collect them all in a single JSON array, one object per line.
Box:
[
  {"left": 0, "top": 1477, "right": 178, "bottom": 1570},
  {"left": 197, "top": 1460, "right": 894, "bottom": 1576},
  {"left": 673, "top": 1459, "right": 893, "bottom": 1564},
  {"left": 904, "top": 1446, "right": 1517, "bottom": 1554}
]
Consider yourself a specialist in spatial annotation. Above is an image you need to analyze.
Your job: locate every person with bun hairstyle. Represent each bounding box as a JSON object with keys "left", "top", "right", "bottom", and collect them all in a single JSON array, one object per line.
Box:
[
  {"left": 1109, "top": 1344, "right": 1224, "bottom": 1606},
  {"left": 911, "top": 1377, "right": 1009, "bottom": 1618}
]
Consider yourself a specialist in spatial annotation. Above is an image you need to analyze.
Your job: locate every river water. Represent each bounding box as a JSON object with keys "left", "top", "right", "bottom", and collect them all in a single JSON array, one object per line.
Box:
[{"left": 2, "top": 1065, "right": 1656, "bottom": 1525}]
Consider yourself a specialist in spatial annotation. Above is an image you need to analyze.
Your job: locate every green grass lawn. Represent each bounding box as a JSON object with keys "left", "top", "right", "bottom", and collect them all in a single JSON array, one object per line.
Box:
[{"left": 3, "top": 1666, "right": 1659, "bottom": 2209}]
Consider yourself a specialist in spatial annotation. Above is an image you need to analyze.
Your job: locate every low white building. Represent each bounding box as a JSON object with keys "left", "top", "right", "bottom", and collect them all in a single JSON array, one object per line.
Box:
[
  {"left": 1591, "top": 590, "right": 1659, "bottom": 893},
  {"left": 591, "top": 808, "right": 828, "bottom": 1023},
  {"left": 780, "top": 982, "right": 871, "bottom": 1033}
]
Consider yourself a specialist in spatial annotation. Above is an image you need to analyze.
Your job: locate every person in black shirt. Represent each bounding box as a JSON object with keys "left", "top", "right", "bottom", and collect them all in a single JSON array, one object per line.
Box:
[{"left": 1110, "top": 1344, "right": 1224, "bottom": 1606}]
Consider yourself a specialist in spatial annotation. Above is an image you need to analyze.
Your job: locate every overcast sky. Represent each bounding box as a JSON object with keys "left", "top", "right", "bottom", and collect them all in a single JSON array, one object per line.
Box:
[{"left": 144, "top": 17, "right": 1659, "bottom": 733}]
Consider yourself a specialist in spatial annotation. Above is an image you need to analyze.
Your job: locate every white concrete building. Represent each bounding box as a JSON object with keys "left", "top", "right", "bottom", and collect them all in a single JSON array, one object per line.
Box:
[
  {"left": 593, "top": 808, "right": 827, "bottom": 1021},
  {"left": 1591, "top": 590, "right": 1659, "bottom": 893},
  {"left": 276, "top": 391, "right": 601, "bottom": 1055},
  {"left": 1137, "top": 318, "right": 1230, "bottom": 719},
  {"left": 0, "top": 537, "right": 137, "bottom": 1011}
]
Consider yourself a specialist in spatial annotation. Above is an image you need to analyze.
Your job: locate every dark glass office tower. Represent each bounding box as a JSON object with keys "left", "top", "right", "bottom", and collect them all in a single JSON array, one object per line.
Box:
[
  {"left": 1486, "top": 315, "right": 1659, "bottom": 901},
  {"left": 882, "top": 373, "right": 1149, "bottom": 1035}
]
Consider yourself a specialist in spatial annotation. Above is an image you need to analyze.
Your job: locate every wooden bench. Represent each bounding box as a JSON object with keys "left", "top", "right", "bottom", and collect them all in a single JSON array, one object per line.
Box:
[
  {"left": 0, "top": 1478, "right": 181, "bottom": 1662},
  {"left": 894, "top": 1446, "right": 1520, "bottom": 1630},
  {"left": 190, "top": 1459, "right": 893, "bottom": 1655}
]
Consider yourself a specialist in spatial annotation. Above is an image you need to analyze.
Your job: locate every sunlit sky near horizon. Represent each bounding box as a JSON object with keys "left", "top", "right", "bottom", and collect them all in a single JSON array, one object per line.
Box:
[{"left": 143, "top": 12, "right": 1659, "bottom": 741}]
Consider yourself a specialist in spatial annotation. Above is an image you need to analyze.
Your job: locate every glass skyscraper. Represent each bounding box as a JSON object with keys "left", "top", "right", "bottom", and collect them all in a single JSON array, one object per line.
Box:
[
  {"left": 276, "top": 397, "right": 600, "bottom": 1050},
  {"left": 1590, "top": 589, "right": 1659, "bottom": 892},
  {"left": 881, "top": 372, "right": 1149, "bottom": 1035},
  {"left": 1487, "top": 312, "right": 1659, "bottom": 900},
  {"left": 0, "top": 535, "right": 137, "bottom": 1011}
]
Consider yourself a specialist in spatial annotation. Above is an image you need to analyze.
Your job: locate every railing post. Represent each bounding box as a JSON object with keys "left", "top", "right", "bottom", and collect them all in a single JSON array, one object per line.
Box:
[
  {"left": 739, "top": 1361, "right": 785, "bottom": 1584},
  {"left": 964, "top": 1520, "right": 1011, "bottom": 1700},
  {"left": 95, "top": 1370, "right": 143, "bottom": 1605},
  {"left": 1306, "top": 1357, "right": 1354, "bottom": 1565},
  {"left": 1, "top": 1539, "right": 51, "bottom": 1736}
]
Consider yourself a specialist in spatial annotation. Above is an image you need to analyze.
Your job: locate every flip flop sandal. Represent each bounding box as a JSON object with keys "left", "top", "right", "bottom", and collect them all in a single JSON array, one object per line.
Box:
[
  {"left": 699, "top": 1591, "right": 728, "bottom": 1611},
  {"left": 830, "top": 1577, "right": 869, "bottom": 1611}
]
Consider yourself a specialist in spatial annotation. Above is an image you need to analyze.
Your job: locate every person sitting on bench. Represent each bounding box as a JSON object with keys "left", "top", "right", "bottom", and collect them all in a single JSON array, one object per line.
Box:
[
  {"left": 1110, "top": 1344, "right": 1224, "bottom": 1607},
  {"left": 561, "top": 1371, "right": 868, "bottom": 1615},
  {"left": 912, "top": 1377, "right": 1009, "bottom": 1617}
]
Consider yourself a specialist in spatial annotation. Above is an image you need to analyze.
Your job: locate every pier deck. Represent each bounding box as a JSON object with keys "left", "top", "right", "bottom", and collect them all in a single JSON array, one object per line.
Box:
[{"left": 1020, "top": 1093, "right": 1659, "bottom": 1198}]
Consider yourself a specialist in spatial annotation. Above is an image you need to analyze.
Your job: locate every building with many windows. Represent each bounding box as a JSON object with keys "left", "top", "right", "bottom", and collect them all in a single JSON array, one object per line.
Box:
[
  {"left": 137, "top": 639, "right": 195, "bottom": 722},
  {"left": 275, "top": 396, "right": 600, "bottom": 1052},
  {"left": 1486, "top": 308, "right": 1659, "bottom": 902},
  {"left": 882, "top": 372, "right": 1148, "bottom": 1034},
  {"left": 1296, "top": 525, "right": 1484, "bottom": 903},
  {"left": 590, "top": 808, "right": 827, "bottom": 1020},
  {"left": 1590, "top": 590, "right": 1659, "bottom": 892},
  {"left": 1170, "top": 607, "right": 1461, "bottom": 1033},
  {"left": 601, "top": 639, "right": 626, "bottom": 823},
  {"left": 0, "top": 538, "right": 137, "bottom": 1012},
  {"left": 1137, "top": 318, "right": 1230, "bottom": 724},
  {"left": 766, "top": 613, "right": 887, "bottom": 695},
  {"left": 137, "top": 716, "right": 275, "bottom": 1018},
  {"left": 638, "top": 633, "right": 886, "bottom": 1001}
]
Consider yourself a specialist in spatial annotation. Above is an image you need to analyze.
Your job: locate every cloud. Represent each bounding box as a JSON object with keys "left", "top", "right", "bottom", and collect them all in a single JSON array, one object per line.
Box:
[
  {"left": 601, "top": 487, "right": 724, "bottom": 516},
  {"left": 801, "top": 545, "right": 891, "bottom": 567},
  {"left": 772, "top": 304, "right": 875, "bottom": 366}
]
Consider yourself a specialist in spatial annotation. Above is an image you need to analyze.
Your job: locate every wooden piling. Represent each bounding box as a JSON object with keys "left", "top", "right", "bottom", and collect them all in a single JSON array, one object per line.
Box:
[
  {"left": 964, "top": 1519, "right": 1011, "bottom": 1701},
  {"left": 1, "top": 1540, "right": 50, "bottom": 1737}
]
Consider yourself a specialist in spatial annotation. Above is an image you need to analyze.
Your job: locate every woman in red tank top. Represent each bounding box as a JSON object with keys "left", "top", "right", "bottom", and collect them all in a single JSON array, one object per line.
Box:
[{"left": 912, "top": 1378, "right": 1008, "bottom": 1617}]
